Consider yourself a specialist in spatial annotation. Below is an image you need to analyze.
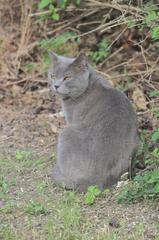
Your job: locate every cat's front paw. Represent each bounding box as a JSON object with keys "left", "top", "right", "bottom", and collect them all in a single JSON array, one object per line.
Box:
[
  {"left": 52, "top": 165, "right": 76, "bottom": 190},
  {"left": 52, "top": 165, "right": 64, "bottom": 182}
]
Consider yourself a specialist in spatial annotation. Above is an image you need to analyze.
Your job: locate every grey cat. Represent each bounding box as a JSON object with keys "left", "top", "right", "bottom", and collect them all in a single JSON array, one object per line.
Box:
[{"left": 48, "top": 52, "right": 139, "bottom": 192}]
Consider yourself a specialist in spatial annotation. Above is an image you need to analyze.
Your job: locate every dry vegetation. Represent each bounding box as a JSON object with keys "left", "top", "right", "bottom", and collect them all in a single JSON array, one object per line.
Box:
[{"left": 0, "top": 0, "right": 159, "bottom": 239}]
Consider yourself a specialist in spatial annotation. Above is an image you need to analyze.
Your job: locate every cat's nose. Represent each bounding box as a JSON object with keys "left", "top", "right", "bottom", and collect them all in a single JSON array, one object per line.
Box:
[{"left": 54, "top": 84, "right": 59, "bottom": 90}]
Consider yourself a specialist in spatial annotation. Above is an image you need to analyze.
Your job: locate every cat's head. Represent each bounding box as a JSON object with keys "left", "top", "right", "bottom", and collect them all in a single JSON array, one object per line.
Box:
[{"left": 48, "top": 52, "right": 90, "bottom": 99}]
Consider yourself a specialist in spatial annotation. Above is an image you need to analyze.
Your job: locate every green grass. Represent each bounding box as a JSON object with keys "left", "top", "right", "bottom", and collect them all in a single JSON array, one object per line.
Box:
[{"left": 0, "top": 224, "right": 17, "bottom": 240}]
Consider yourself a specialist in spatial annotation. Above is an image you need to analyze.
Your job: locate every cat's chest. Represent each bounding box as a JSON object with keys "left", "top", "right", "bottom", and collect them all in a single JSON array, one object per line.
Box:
[
  {"left": 62, "top": 101, "right": 87, "bottom": 124},
  {"left": 62, "top": 87, "right": 104, "bottom": 124}
]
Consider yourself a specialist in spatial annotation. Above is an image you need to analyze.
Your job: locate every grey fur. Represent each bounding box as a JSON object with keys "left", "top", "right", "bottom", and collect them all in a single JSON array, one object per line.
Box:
[{"left": 48, "top": 52, "right": 139, "bottom": 192}]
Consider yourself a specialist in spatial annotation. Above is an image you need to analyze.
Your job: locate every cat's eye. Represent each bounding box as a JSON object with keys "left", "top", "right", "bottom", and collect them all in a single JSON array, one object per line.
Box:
[{"left": 63, "top": 76, "right": 71, "bottom": 81}]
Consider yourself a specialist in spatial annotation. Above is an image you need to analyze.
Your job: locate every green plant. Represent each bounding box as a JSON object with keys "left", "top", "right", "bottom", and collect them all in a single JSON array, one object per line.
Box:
[
  {"left": 117, "top": 169, "right": 159, "bottom": 203},
  {"left": 15, "top": 150, "right": 32, "bottom": 161},
  {"left": 151, "top": 129, "right": 159, "bottom": 142},
  {"left": 24, "top": 63, "right": 35, "bottom": 73},
  {"left": 40, "top": 31, "right": 79, "bottom": 69},
  {"left": 133, "top": 129, "right": 159, "bottom": 167},
  {"left": 11, "top": 177, "right": 17, "bottom": 186},
  {"left": 127, "top": 3, "right": 159, "bottom": 40},
  {"left": 56, "top": 192, "right": 81, "bottom": 236},
  {"left": 138, "top": 130, "right": 159, "bottom": 166},
  {"left": 143, "top": 7, "right": 158, "bottom": 27},
  {"left": 97, "top": 232, "right": 118, "bottom": 240},
  {"left": 0, "top": 224, "right": 16, "bottom": 240},
  {"left": 90, "top": 39, "right": 110, "bottom": 63},
  {"left": 37, "top": 181, "right": 48, "bottom": 194},
  {"left": 85, "top": 185, "right": 102, "bottom": 205},
  {"left": 151, "top": 26, "right": 159, "bottom": 40},
  {"left": 151, "top": 147, "right": 159, "bottom": 160},
  {"left": 0, "top": 176, "right": 9, "bottom": 193},
  {"left": 40, "top": 31, "right": 78, "bottom": 52},
  {"left": 38, "top": 0, "right": 59, "bottom": 20},
  {"left": 38, "top": 0, "right": 81, "bottom": 21},
  {"left": 59, "top": 0, "right": 81, "bottom": 8},
  {"left": 145, "top": 146, "right": 159, "bottom": 166},
  {"left": 0, "top": 202, "right": 15, "bottom": 214},
  {"left": 149, "top": 90, "right": 159, "bottom": 97},
  {"left": 24, "top": 200, "right": 48, "bottom": 215},
  {"left": 59, "top": 0, "right": 68, "bottom": 8},
  {"left": 74, "top": 0, "right": 81, "bottom": 6},
  {"left": 117, "top": 78, "right": 133, "bottom": 92},
  {"left": 151, "top": 108, "right": 159, "bottom": 119},
  {"left": 44, "top": 191, "right": 83, "bottom": 239},
  {"left": 38, "top": 0, "right": 52, "bottom": 9},
  {"left": 60, "top": 191, "right": 81, "bottom": 228}
]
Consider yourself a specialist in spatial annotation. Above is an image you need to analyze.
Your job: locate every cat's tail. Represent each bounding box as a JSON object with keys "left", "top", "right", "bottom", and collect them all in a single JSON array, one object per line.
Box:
[
  {"left": 128, "top": 133, "right": 140, "bottom": 180},
  {"left": 128, "top": 150, "right": 137, "bottom": 180}
]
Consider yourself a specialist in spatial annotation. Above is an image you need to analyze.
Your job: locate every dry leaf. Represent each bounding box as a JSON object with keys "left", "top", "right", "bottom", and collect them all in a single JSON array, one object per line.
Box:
[
  {"left": 39, "top": 139, "right": 44, "bottom": 145},
  {"left": 11, "top": 85, "right": 22, "bottom": 98},
  {"left": 51, "top": 124, "right": 58, "bottom": 134},
  {"left": 132, "top": 87, "right": 147, "bottom": 110}
]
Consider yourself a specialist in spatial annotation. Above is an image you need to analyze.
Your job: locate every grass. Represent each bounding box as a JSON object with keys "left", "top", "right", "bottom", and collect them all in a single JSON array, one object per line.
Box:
[
  {"left": 24, "top": 200, "right": 48, "bottom": 215},
  {"left": 0, "top": 149, "right": 159, "bottom": 239},
  {"left": 0, "top": 224, "right": 16, "bottom": 240}
]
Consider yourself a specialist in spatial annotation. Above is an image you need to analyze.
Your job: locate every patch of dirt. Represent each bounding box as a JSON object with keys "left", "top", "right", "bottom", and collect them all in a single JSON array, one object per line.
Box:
[{"left": 0, "top": 89, "right": 63, "bottom": 153}]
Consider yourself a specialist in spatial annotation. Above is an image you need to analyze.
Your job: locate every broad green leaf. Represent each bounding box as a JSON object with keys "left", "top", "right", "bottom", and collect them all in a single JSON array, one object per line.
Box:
[
  {"left": 87, "top": 185, "right": 101, "bottom": 196},
  {"left": 149, "top": 90, "right": 159, "bottom": 97},
  {"left": 59, "top": 0, "right": 67, "bottom": 8},
  {"left": 38, "top": 0, "right": 52, "bottom": 10},
  {"left": 85, "top": 193, "right": 95, "bottom": 205},
  {"left": 151, "top": 129, "right": 159, "bottom": 141},
  {"left": 151, "top": 148, "right": 159, "bottom": 158},
  {"left": 154, "top": 183, "right": 159, "bottom": 193},
  {"left": 146, "top": 11, "right": 158, "bottom": 26},
  {"left": 76, "top": 0, "right": 81, "bottom": 6},
  {"left": 52, "top": 13, "right": 60, "bottom": 21},
  {"left": 85, "top": 185, "right": 101, "bottom": 205},
  {"left": 40, "top": 32, "right": 77, "bottom": 50},
  {"left": 152, "top": 26, "right": 159, "bottom": 40}
]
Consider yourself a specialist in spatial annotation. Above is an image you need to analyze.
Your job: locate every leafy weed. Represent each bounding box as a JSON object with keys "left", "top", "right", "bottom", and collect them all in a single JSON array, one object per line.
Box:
[
  {"left": 24, "top": 200, "right": 48, "bottom": 215},
  {"left": 15, "top": 150, "right": 32, "bottom": 161},
  {"left": 0, "top": 176, "right": 9, "bottom": 194},
  {"left": 151, "top": 129, "right": 159, "bottom": 142},
  {"left": 117, "top": 169, "right": 159, "bottom": 203},
  {"left": 90, "top": 39, "right": 110, "bottom": 63}
]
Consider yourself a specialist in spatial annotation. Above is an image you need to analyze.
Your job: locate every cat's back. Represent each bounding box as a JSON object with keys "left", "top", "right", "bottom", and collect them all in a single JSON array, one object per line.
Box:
[
  {"left": 90, "top": 77, "right": 136, "bottom": 120},
  {"left": 83, "top": 78, "right": 138, "bottom": 148}
]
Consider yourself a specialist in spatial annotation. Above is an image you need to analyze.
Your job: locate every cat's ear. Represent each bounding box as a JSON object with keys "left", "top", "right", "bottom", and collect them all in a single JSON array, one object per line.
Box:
[
  {"left": 73, "top": 53, "right": 88, "bottom": 70},
  {"left": 48, "top": 50, "right": 59, "bottom": 64}
]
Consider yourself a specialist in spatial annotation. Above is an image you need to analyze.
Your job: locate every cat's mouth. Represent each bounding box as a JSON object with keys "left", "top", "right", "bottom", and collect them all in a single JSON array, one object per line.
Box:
[
  {"left": 53, "top": 84, "right": 67, "bottom": 94},
  {"left": 55, "top": 87, "right": 70, "bottom": 98}
]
